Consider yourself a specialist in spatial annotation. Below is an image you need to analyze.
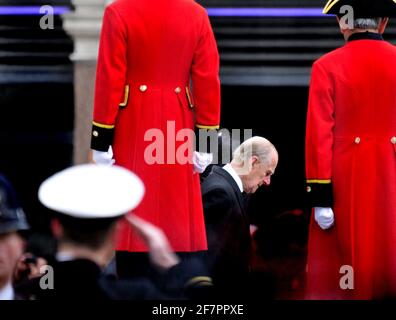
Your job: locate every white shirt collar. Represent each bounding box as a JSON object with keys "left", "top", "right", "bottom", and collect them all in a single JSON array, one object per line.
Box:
[
  {"left": 0, "top": 282, "right": 14, "bottom": 300},
  {"left": 222, "top": 163, "right": 244, "bottom": 193}
]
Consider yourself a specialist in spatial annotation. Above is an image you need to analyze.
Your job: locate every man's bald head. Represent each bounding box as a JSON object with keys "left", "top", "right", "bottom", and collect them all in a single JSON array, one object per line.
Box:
[
  {"left": 232, "top": 136, "right": 278, "bottom": 168},
  {"left": 231, "top": 137, "right": 278, "bottom": 193}
]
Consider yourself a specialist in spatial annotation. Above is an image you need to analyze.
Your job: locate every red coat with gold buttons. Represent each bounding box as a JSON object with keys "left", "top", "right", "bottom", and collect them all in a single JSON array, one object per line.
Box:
[
  {"left": 305, "top": 32, "right": 396, "bottom": 299},
  {"left": 91, "top": 0, "right": 221, "bottom": 252}
]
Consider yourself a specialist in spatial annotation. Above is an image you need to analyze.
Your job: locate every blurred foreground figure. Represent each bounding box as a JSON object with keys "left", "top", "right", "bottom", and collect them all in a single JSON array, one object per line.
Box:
[
  {"left": 201, "top": 137, "right": 278, "bottom": 298},
  {"left": 18, "top": 165, "right": 211, "bottom": 300},
  {"left": 305, "top": 0, "right": 396, "bottom": 299},
  {"left": 0, "top": 175, "right": 29, "bottom": 300}
]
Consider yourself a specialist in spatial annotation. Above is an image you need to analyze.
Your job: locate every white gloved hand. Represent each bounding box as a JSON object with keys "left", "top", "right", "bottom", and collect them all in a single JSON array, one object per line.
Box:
[
  {"left": 193, "top": 151, "right": 213, "bottom": 174},
  {"left": 314, "top": 207, "right": 335, "bottom": 230},
  {"left": 92, "top": 146, "right": 115, "bottom": 166}
]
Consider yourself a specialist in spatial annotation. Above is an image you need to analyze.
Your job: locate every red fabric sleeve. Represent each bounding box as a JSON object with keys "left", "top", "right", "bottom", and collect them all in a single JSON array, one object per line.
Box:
[
  {"left": 93, "top": 5, "right": 128, "bottom": 127},
  {"left": 191, "top": 11, "right": 221, "bottom": 129},
  {"left": 306, "top": 61, "right": 335, "bottom": 181},
  {"left": 305, "top": 61, "right": 335, "bottom": 207}
]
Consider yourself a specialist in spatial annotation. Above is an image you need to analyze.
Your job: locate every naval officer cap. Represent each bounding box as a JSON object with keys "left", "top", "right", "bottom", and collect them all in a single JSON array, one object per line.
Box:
[
  {"left": 324, "top": 0, "right": 396, "bottom": 17},
  {"left": 0, "top": 174, "right": 29, "bottom": 235},
  {"left": 38, "top": 164, "right": 145, "bottom": 219}
]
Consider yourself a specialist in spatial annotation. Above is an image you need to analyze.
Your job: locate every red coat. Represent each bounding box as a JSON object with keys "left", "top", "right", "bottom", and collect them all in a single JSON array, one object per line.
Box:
[
  {"left": 305, "top": 32, "right": 396, "bottom": 299},
  {"left": 91, "top": 0, "right": 221, "bottom": 252}
]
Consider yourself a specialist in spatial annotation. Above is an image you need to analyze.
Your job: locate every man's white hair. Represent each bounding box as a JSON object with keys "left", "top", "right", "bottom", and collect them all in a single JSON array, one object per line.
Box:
[
  {"left": 354, "top": 18, "right": 382, "bottom": 30},
  {"left": 232, "top": 136, "right": 276, "bottom": 166}
]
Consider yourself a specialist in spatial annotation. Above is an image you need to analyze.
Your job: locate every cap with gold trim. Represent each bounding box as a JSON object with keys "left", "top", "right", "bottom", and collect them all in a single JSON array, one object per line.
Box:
[
  {"left": 324, "top": 0, "right": 396, "bottom": 17},
  {"left": 38, "top": 164, "right": 145, "bottom": 219}
]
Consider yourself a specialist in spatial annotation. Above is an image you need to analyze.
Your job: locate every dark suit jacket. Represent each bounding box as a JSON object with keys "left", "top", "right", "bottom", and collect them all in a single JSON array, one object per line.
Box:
[
  {"left": 201, "top": 166, "right": 251, "bottom": 295},
  {"left": 15, "top": 259, "right": 163, "bottom": 300}
]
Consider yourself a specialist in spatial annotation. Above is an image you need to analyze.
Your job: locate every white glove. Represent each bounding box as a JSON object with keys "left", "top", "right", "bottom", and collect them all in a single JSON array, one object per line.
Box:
[
  {"left": 193, "top": 151, "right": 213, "bottom": 173},
  {"left": 314, "top": 207, "right": 335, "bottom": 230},
  {"left": 92, "top": 146, "right": 115, "bottom": 166}
]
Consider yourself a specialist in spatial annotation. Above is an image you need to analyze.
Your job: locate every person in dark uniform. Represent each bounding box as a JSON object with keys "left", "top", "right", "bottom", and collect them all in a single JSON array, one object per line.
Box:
[
  {"left": 17, "top": 164, "right": 212, "bottom": 300},
  {"left": 0, "top": 174, "right": 29, "bottom": 300},
  {"left": 201, "top": 137, "right": 278, "bottom": 298}
]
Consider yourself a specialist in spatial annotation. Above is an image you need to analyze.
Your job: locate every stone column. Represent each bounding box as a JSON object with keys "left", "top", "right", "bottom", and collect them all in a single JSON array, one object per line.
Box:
[{"left": 62, "top": 0, "right": 112, "bottom": 164}]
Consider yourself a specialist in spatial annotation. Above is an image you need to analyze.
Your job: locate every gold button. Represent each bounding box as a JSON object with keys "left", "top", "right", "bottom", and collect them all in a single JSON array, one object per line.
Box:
[
  {"left": 354, "top": 137, "right": 361, "bottom": 144},
  {"left": 175, "top": 87, "right": 181, "bottom": 93},
  {"left": 139, "top": 85, "right": 147, "bottom": 92},
  {"left": 391, "top": 137, "right": 396, "bottom": 144},
  {"left": 92, "top": 131, "right": 99, "bottom": 137},
  {"left": 307, "top": 186, "right": 312, "bottom": 193}
]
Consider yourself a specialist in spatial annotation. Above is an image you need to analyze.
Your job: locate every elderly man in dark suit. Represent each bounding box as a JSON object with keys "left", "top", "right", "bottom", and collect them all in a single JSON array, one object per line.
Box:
[{"left": 201, "top": 136, "right": 278, "bottom": 297}]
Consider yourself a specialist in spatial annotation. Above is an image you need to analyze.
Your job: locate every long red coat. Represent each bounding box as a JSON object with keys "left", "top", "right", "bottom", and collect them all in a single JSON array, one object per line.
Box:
[
  {"left": 91, "top": 0, "right": 221, "bottom": 252},
  {"left": 305, "top": 32, "right": 396, "bottom": 299}
]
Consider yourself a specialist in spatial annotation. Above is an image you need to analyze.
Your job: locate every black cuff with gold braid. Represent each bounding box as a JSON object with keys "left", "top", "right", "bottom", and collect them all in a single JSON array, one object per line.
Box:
[
  {"left": 195, "top": 124, "right": 220, "bottom": 153},
  {"left": 90, "top": 122, "right": 114, "bottom": 152},
  {"left": 185, "top": 276, "right": 213, "bottom": 288},
  {"left": 306, "top": 180, "right": 334, "bottom": 208}
]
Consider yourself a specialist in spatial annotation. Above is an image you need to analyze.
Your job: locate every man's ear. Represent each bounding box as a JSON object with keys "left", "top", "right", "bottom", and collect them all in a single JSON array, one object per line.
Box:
[
  {"left": 50, "top": 218, "right": 63, "bottom": 239},
  {"left": 250, "top": 155, "right": 259, "bottom": 167},
  {"left": 108, "top": 222, "right": 118, "bottom": 244},
  {"left": 336, "top": 16, "right": 347, "bottom": 34},
  {"left": 378, "top": 18, "right": 389, "bottom": 34}
]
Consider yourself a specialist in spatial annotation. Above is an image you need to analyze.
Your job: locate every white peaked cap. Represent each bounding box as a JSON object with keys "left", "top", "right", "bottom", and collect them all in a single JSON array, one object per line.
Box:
[{"left": 38, "top": 164, "right": 145, "bottom": 219}]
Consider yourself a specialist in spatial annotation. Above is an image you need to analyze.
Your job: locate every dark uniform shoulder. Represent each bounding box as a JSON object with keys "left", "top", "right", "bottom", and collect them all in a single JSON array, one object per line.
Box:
[{"left": 99, "top": 277, "right": 165, "bottom": 300}]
